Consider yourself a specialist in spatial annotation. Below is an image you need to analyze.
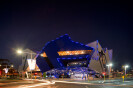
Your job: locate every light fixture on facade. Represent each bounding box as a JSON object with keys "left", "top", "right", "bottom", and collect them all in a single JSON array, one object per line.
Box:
[
  {"left": 66, "top": 51, "right": 69, "bottom": 54},
  {"left": 40, "top": 54, "right": 43, "bottom": 57},
  {"left": 58, "top": 50, "right": 92, "bottom": 56},
  {"left": 81, "top": 51, "right": 84, "bottom": 54},
  {"left": 40, "top": 52, "right": 47, "bottom": 57}
]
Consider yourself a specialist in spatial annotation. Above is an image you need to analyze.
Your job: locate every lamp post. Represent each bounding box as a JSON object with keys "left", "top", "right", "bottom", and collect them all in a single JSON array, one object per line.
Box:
[
  {"left": 17, "top": 49, "right": 24, "bottom": 78},
  {"left": 106, "top": 63, "right": 112, "bottom": 80},
  {"left": 17, "top": 49, "right": 36, "bottom": 79},
  {"left": 124, "top": 65, "right": 129, "bottom": 76}
]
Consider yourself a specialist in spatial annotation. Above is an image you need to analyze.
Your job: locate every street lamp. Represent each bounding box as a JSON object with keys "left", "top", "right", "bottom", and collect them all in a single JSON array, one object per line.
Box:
[
  {"left": 17, "top": 49, "right": 36, "bottom": 79},
  {"left": 124, "top": 65, "right": 129, "bottom": 76},
  {"left": 17, "top": 49, "right": 23, "bottom": 54},
  {"left": 11, "top": 65, "right": 14, "bottom": 68},
  {"left": 106, "top": 63, "right": 113, "bottom": 79}
]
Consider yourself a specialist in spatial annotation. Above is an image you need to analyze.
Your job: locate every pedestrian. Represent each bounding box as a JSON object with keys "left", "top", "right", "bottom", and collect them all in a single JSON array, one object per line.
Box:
[
  {"left": 85, "top": 74, "right": 86, "bottom": 80},
  {"left": 92, "top": 75, "right": 94, "bottom": 80}
]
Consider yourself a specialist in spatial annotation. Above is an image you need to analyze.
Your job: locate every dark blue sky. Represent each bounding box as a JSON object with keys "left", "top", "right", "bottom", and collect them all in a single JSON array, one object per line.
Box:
[{"left": 0, "top": 1, "right": 132, "bottom": 69}]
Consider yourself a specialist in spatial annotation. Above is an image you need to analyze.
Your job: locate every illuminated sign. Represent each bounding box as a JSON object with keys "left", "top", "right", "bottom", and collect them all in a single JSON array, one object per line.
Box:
[{"left": 27, "top": 59, "right": 36, "bottom": 70}]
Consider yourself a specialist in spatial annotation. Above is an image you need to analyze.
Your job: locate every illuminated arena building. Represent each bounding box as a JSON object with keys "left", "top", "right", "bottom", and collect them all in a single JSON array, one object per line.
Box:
[
  {"left": 36, "top": 34, "right": 94, "bottom": 77},
  {"left": 34, "top": 34, "right": 112, "bottom": 78}
]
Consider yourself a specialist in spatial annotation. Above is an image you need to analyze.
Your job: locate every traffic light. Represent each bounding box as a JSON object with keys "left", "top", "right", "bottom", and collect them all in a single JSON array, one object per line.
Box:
[
  {"left": 102, "top": 72, "right": 106, "bottom": 76},
  {"left": 0, "top": 70, "right": 2, "bottom": 76},
  {"left": 34, "top": 73, "right": 37, "bottom": 75}
]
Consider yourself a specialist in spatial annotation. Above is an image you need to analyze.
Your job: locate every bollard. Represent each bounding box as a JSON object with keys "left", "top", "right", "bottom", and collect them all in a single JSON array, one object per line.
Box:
[
  {"left": 88, "top": 75, "right": 89, "bottom": 82},
  {"left": 35, "top": 76, "right": 36, "bottom": 79},
  {"left": 104, "top": 75, "right": 105, "bottom": 82},
  {"left": 122, "top": 76, "right": 124, "bottom": 82}
]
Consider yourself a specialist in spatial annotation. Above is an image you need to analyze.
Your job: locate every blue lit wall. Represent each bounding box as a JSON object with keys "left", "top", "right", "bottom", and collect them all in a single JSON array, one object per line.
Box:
[{"left": 36, "top": 34, "right": 94, "bottom": 73}]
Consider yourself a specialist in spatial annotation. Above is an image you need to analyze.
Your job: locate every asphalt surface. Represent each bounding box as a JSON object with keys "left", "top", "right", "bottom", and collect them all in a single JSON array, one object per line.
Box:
[
  {"left": 0, "top": 78, "right": 133, "bottom": 88},
  {"left": 45, "top": 82, "right": 132, "bottom": 88}
]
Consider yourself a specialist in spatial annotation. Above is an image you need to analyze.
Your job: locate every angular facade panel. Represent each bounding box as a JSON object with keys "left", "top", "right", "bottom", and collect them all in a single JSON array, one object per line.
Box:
[
  {"left": 87, "top": 40, "right": 112, "bottom": 74},
  {"left": 108, "top": 49, "right": 113, "bottom": 61}
]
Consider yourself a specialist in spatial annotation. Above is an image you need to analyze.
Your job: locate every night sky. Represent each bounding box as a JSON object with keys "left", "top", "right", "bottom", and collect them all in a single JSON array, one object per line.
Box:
[{"left": 0, "top": 1, "right": 132, "bottom": 69}]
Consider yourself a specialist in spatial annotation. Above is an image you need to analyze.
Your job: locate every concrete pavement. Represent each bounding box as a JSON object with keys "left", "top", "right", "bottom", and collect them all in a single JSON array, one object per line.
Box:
[{"left": 53, "top": 77, "right": 133, "bottom": 87}]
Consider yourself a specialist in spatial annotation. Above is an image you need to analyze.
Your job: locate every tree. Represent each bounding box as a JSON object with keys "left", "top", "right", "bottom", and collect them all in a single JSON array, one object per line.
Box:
[{"left": 43, "top": 72, "right": 46, "bottom": 79}]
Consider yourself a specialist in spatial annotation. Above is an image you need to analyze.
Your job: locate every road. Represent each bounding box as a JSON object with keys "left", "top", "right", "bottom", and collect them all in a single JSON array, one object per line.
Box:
[{"left": 0, "top": 78, "right": 133, "bottom": 88}]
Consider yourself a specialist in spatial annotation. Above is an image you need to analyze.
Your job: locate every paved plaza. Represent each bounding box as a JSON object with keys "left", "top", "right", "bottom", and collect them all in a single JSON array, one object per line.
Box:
[{"left": 0, "top": 78, "right": 133, "bottom": 88}]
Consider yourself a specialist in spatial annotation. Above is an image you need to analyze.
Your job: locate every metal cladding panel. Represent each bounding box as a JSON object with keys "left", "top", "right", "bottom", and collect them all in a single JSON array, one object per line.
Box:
[
  {"left": 86, "top": 40, "right": 97, "bottom": 50},
  {"left": 44, "top": 42, "right": 61, "bottom": 68},
  {"left": 108, "top": 49, "right": 113, "bottom": 61},
  {"left": 36, "top": 56, "right": 51, "bottom": 73},
  {"left": 86, "top": 40, "right": 99, "bottom": 60},
  {"left": 104, "top": 48, "right": 110, "bottom": 64},
  {"left": 89, "top": 59, "right": 103, "bottom": 73},
  {"left": 87, "top": 40, "right": 113, "bottom": 74}
]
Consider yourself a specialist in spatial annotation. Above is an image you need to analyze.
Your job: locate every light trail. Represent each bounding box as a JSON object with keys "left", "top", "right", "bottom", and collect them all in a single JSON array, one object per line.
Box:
[
  {"left": 54, "top": 80, "right": 92, "bottom": 85},
  {"left": 0, "top": 79, "right": 55, "bottom": 88},
  {"left": 17, "top": 79, "right": 55, "bottom": 88}
]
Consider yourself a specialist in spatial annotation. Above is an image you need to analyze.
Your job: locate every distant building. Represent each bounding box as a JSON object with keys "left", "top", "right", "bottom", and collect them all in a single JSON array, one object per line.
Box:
[
  {"left": 18, "top": 49, "right": 40, "bottom": 78},
  {"left": 0, "top": 59, "right": 15, "bottom": 77}
]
